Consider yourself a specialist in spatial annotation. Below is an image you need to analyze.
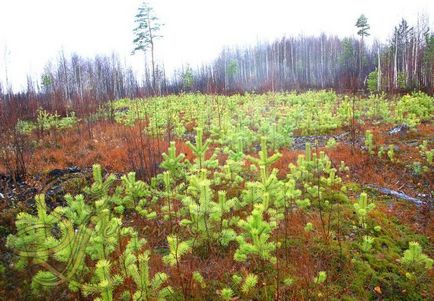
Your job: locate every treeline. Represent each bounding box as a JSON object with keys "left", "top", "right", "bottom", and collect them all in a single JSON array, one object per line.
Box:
[
  {"left": 181, "top": 17, "right": 434, "bottom": 94},
  {"left": 1, "top": 53, "right": 145, "bottom": 121},
  {"left": 1, "top": 15, "right": 433, "bottom": 123}
]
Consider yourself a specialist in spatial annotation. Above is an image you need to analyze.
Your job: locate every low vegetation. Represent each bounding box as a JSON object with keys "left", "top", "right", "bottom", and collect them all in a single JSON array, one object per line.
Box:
[{"left": 0, "top": 91, "right": 433, "bottom": 300}]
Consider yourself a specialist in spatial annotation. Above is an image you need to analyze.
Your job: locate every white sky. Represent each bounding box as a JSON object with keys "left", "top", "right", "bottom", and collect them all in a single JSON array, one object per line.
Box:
[{"left": 0, "top": 0, "right": 433, "bottom": 91}]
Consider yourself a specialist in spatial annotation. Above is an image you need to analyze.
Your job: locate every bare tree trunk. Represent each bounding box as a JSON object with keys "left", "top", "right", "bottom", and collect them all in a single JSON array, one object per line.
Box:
[
  {"left": 147, "top": 15, "right": 156, "bottom": 95},
  {"left": 359, "top": 38, "right": 363, "bottom": 88},
  {"left": 377, "top": 48, "right": 381, "bottom": 91},
  {"left": 150, "top": 40, "right": 156, "bottom": 94},
  {"left": 394, "top": 34, "right": 398, "bottom": 89},
  {"left": 3, "top": 46, "right": 10, "bottom": 100}
]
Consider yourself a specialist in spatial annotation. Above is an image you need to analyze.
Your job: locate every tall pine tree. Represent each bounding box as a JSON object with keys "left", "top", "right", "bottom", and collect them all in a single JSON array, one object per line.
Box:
[
  {"left": 132, "top": 1, "right": 163, "bottom": 94},
  {"left": 355, "top": 14, "right": 370, "bottom": 87}
]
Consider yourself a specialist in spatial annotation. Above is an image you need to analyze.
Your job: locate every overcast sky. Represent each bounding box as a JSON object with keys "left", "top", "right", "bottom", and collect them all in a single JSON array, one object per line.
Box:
[{"left": 0, "top": 0, "right": 433, "bottom": 91}]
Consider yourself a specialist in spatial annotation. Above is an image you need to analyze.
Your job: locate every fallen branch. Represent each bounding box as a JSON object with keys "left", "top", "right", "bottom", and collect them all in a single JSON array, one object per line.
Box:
[{"left": 366, "top": 184, "right": 427, "bottom": 206}]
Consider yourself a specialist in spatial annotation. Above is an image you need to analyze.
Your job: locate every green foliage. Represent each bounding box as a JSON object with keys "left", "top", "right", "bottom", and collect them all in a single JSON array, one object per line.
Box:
[
  {"left": 15, "top": 109, "right": 78, "bottom": 135},
  {"left": 397, "top": 72, "right": 407, "bottom": 89},
  {"left": 304, "top": 222, "right": 314, "bottom": 232},
  {"left": 360, "top": 236, "right": 374, "bottom": 252},
  {"left": 6, "top": 194, "right": 61, "bottom": 267},
  {"left": 37, "top": 108, "right": 78, "bottom": 131},
  {"left": 182, "top": 66, "right": 194, "bottom": 90},
  {"left": 296, "top": 198, "right": 311, "bottom": 210},
  {"left": 161, "top": 141, "right": 187, "bottom": 181},
  {"left": 219, "top": 287, "right": 234, "bottom": 300},
  {"left": 288, "top": 143, "right": 340, "bottom": 203},
  {"left": 396, "top": 92, "right": 434, "bottom": 127},
  {"left": 231, "top": 274, "right": 242, "bottom": 285},
  {"left": 41, "top": 73, "right": 52, "bottom": 89},
  {"left": 5, "top": 164, "right": 172, "bottom": 301},
  {"left": 214, "top": 158, "right": 244, "bottom": 187},
  {"left": 353, "top": 193, "right": 375, "bottom": 228},
  {"left": 120, "top": 172, "right": 149, "bottom": 210},
  {"left": 186, "top": 127, "right": 217, "bottom": 169},
  {"left": 418, "top": 140, "right": 433, "bottom": 172},
  {"left": 234, "top": 204, "right": 276, "bottom": 264},
  {"left": 314, "top": 271, "right": 327, "bottom": 284},
  {"left": 326, "top": 137, "right": 337, "bottom": 149},
  {"left": 227, "top": 59, "right": 238, "bottom": 78},
  {"left": 259, "top": 119, "right": 293, "bottom": 150},
  {"left": 84, "top": 164, "right": 116, "bottom": 199},
  {"left": 339, "top": 161, "right": 349, "bottom": 173},
  {"left": 30, "top": 270, "right": 59, "bottom": 292},
  {"left": 16, "top": 119, "right": 36, "bottom": 135},
  {"left": 241, "top": 273, "right": 258, "bottom": 294},
  {"left": 387, "top": 145, "right": 395, "bottom": 162},
  {"left": 339, "top": 38, "right": 356, "bottom": 67},
  {"left": 162, "top": 235, "right": 192, "bottom": 266},
  {"left": 117, "top": 172, "right": 156, "bottom": 219},
  {"left": 82, "top": 259, "right": 123, "bottom": 301},
  {"left": 410, "top": 161, "right": 423, "bottom": 176},
  {"left": 57, "top": 112, "right": 78, "bottom": 129},
  {"left": 365, "top": 93, "right": 391, "bottom": 121},
  {"left": 364, "top": 130, "right": 374, "bottom": 155},
  {"left": 192, "top": 271, "right": 206, "bottom": 288},
  {"left": 355, "top": 14, "right": 370, "bottom": 37},
  {"left": 283, "top": 277, "right": 294, "bottom": 286},
  {"left": 367, "top": 69, "right": 378, "bottom": 94},
  {"left": 124, "top": 247, "right": 171, "bottom": 301},
  {"left": 377, "top": 146, "right": 385, "bottom": 159},
  {"left": 426, "top": 150, "right": 433, "bottom": 165},
  {"left": 401, "top": 241, "right": 433, "bottom": 270},
  {"left": 132, "top": 1, "right": 162, "bottom": 54},
  {"left": 247, "top": 137, "right": 282, "bottom": 177},
  {"left": 111, "top": 92, "right": 432, "bottom": 147},
  {"left": 7, "top": 91, "right": 434, "bottom": 300},
  {"left": 180, "top": 170, "right": 236, "bottom": 246}
]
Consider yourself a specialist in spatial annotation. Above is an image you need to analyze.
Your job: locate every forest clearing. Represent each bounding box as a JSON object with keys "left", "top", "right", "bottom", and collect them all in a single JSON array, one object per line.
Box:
[
  {"left": 0, "top": 91, "right": 433, "bottom": 300},
  {"left": 1, "top": 0, "right": 434, "bottom": 300}
]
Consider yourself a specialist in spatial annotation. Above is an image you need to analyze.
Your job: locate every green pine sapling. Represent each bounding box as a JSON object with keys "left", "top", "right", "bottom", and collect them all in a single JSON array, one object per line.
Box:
[
  {"left": 364, "top": 130, "right": 374, "bottom": 155},
  {"left": 313, "top": 271, "right": 327, "bottom": 284},
  {"left": 241, "top": 273, "right": 258, "bottom": 295},
  {"left": 401, "top": 241, "right": 433, "bottom": 280},
  {"left": 377, "top": 146, "right": 385, "bottom": 158},
  {"left": 162, "top": 235, "right": 192, "bottom": 299},
  {"left": 7, "top": 164, "right": 172, "bottom": 300},
  {"left": 360, "top": 235, "right": 374, "bottom": 252},
  {"left": 84, "top": 164, "right": 116, "bottom": 199},
  {"left": 180, "top": 170, "right": 236, "bottom": 247},
  {"left": 161, "top": 141, "right": 186, "bottom": 179},
  {"left": 161, "top": 171, "right": 176, "bottom": 223},
  {"left": 186, "top": 127, "right": 213, "bottom": 169},
  {"left": 246, "top": 137, "right": 284, "bottom": 210},
  {"left": 82, "top": 260, "right": 123, "bottom": 301},
  {"left": 219, "top": 287, "right": 234, "bottom": 300},
  {"left": 162, "top": 235, "right": 192, "bottom": 267},
  {"left": 353, "top": 192, "right": 375, "bottom": 228},
  {"left": 234, "top": 204, "right": 277, "bottom": 264},
  {"left": 326, "top": 137, "right": 337, "bottom": 149},
  {"left": 387, "top": 145, "right": 395, "bottom": 162},
  {"left": 117, "top": 172, "right": 155, "bottom": 219},
  {"left": 304, "top": 222, "right": 314, "bottom": 232},
  {"left": 124, "top": 248, "right": 172, "bottom": 300},
  {"left": 192, "top": 271, "right": 207, "bottom": 289},
  {"left": 247, "top": 136, "right": 282, "bottom": 178}
]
